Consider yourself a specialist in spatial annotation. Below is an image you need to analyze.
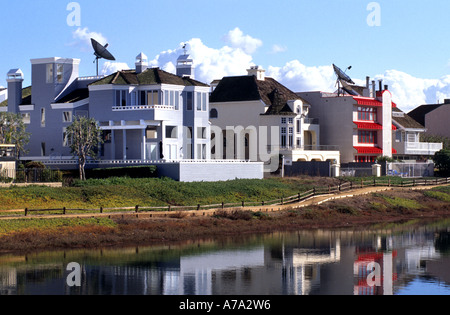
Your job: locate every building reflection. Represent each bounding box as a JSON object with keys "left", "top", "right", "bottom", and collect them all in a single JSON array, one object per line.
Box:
[{"left": 0, "top": 228, "right": 449, "bottom": 295}]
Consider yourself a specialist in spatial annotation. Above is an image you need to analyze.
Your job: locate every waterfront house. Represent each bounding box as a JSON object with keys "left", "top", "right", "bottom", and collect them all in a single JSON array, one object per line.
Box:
[
  {"left": 1, "top": 53, "right": 263, "bottom": 181},
  {"left": 299, "top": 79, "right": 442, "bottom": 164},
  {"left": 209, "top": 66, "right": 341, "bottom": 172}
]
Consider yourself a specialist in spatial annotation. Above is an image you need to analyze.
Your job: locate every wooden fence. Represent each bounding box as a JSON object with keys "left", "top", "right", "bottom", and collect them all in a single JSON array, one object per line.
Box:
[{"left": 7, "top": 177, "right": 450, "bottom": 218}]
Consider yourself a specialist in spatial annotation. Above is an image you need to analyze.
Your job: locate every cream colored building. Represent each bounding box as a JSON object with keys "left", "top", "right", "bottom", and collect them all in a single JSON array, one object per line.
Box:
[{"left": 209, "top": 66, "right": 340, "bottom": 172}]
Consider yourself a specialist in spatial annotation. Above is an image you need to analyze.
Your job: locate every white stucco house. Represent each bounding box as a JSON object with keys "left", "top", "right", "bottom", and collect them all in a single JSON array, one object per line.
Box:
[{"left": 209, "top": 66, "right": 340, "bottom": 172}]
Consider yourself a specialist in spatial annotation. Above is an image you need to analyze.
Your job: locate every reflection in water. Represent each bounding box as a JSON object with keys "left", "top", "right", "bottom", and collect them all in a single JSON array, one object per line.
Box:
[{"left": 0, "top": 219, "right": 449, "bottom": 295}]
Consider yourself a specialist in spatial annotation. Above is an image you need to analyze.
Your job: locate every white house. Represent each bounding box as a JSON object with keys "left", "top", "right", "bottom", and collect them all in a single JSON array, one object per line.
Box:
[{"left": 209, "top": 66, "right": 340, "bottom": 172}]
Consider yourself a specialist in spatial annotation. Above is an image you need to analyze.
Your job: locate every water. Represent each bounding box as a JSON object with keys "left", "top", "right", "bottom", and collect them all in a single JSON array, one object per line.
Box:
[{"left": 0, "top": 219, "right": 449, "bottom": 295}]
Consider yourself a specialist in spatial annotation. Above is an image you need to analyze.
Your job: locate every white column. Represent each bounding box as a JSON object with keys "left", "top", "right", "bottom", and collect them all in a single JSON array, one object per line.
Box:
[
  {"left": 141, "top": 128, "right": 146, "bottom": 161},
  {"left": 382, "top": 91, "right": 393, "bottom": 158},
  {"left": 123, "top": 129, "right": 127, "bottom": 160},
  {"left": 110, "top": 130, "right": 115, "bottom": 160}
]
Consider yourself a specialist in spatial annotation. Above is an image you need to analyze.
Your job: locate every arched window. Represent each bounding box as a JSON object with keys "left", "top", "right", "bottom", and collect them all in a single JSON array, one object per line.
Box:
[{"left": 210, "top": 108, "right": 218, "bottom": 119}]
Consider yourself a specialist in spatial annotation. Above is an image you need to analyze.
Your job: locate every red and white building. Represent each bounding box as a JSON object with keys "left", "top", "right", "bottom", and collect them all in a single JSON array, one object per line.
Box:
[{"left": 298, "top": 79, "right": 440, "bottom": 163}]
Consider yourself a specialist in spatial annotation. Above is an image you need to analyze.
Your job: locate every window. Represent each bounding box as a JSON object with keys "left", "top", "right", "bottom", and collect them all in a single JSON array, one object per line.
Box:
[
  {"left": 358, "top": 130, "right": 378, "bottom": 144},
  {"left": 165, "top": 126, "right": 178, "bottom": 139},
  {"left": 357, "top": 107, "right": 377, "bottom": 121},
  {"left": 56, "top": 64, "right": 64, "bottom": 83},
  {"left": 288, "top": 118, "right": 294, "bottom": 124},
  {"left": 164, "top": 90, "right": 169, "bottom": 106},
  {"left": 281, "top": 118, "right": 287, "bottom": 124},
  {"left": 146, "top": 127, "right": 158, "bottom": 139},
  {"left": 148, "top": 90, "right": 160, "bottom": 106},
  {"left": 281, "top": 127, "right": 287, "bottom": 147},
  {"left": 41, "top": 142, "right": 46, "bottom": 156},
  {"left": 288, "top": 127, "right": 294, "bottom": 147},
  {"left": 197, "top": 92, "right": 202, "bottom": 111},
  {"left": 296, "top": 119, "right": 301, "bottom": 134},
  {"left": 115, "top": 90, "right": 128, "bottom": 107},
  {"left": 210, "top": 108, "right": 218, "bottom": 119},
  {"left": 63, "top": 111, "right": 72, "bottom": 123},
  {"left": 22, "top": 113, "right": 30, "bottom": 124},
  {"left": 40, "top": 108, "right": 46, "bottom": 127},
  {"left": 46, "top": 64, "right": 53, "bottom": 83},
  {"left": 202, "top": 93, "right": 207, "bottom": 111},
  {"left": 175, "top": 91, "right": 180, "bottom": 110},
  {"left": 185, "top": 91, "right": 193, "bottom": 110},
  {"left": 197, "top": 127, "right": 207, "bottom": 139},
  {"left": 140, "top": 91, "right": 147, "bottom": 105},
  {"left": 63, "top": 127, "right": 72, "bottom": 147}
]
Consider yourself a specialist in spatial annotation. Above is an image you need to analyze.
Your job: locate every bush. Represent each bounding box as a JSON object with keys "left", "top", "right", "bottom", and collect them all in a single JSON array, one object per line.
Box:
[
  {"left": 86, "top": 166, "right": 157, "bottom": 179},
  {"left": 434, "top": 149, "right": 450, "bottom": 177}
]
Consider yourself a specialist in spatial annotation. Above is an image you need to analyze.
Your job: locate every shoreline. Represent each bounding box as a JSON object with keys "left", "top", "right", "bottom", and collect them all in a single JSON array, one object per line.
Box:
[{"left": 0, "top": 186, "right": 449, "bottom": 256}]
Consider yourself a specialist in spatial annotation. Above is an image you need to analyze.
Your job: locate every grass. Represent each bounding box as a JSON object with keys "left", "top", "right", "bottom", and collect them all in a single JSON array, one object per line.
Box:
[
  {"left": 0, "top": 217, "right": 117, "bottom": 235},
  {"left": 0, "top": 177, "right": 339, "bottom": 211}
]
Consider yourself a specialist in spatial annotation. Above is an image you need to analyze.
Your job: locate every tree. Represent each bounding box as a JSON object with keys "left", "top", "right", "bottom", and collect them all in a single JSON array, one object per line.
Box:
[
  {"left": 66, "top": 116, "right": 103, "bottom": 180},
  {"left": 0, "top": 112, "right": 30, "bottom": 159},
  {"left": 433, "top": 149, "right": 450, "bottom": 177}
]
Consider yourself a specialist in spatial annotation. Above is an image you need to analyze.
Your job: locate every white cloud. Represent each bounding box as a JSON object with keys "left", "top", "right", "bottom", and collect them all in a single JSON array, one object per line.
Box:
[
  {"left": 270, "top": 44, "right": 287, "bottom": 54},
  {"left": 267, "top": 60, "right": 336, "bottom": 93},
  {"left": 101, "top": 61, "right": 130, "bottom": 75},
  {"left": 222, "top": 27, "right": 263, "bottom": 54},
  {"left": 373, "top": 70, "right": 450, "bottom": 112},
  {"left": 72, "top": 27, "right": 108, "bottom": 49},
  {"left": 149, "top": 36, "right": 254, "bottom": 84},
  {"left": 148, "top": 28, "right": 450, "bottom": 113}
]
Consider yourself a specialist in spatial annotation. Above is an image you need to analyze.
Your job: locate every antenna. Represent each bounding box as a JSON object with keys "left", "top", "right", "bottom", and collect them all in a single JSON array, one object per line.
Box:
[
  {"left": 91, "top": 38, "right": 116, "bottom": 76},
  {"left": 333, "top": 64, "right": 354, "bottom": 96}
]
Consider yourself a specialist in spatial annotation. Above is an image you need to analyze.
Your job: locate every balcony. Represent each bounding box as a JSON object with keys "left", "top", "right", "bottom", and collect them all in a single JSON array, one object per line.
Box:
[
  {"left": 395, "top": 141, "right": 443, "bottom": 156},
  {"left": 112, "top": 104, "right": 175, "bottom": 111}
]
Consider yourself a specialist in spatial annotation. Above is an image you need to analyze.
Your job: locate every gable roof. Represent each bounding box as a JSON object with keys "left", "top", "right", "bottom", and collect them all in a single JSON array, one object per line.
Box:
[
  {"left": 408, "top": 104, "right": 449, "bottom": 126},
  {"left": 393, "top": 107, "right": 425, "bottom": 130},
  {"left": 210, "top": 75, "right": 302, "bottom": 116},
  {"left": 90, "top": 68, "right": 209, "bottom": 87}
]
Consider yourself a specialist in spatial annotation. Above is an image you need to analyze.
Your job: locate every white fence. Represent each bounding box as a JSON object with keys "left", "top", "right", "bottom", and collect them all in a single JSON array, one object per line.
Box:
[{"left": 387, "top": 162, "right": 434, "bottom": 178}]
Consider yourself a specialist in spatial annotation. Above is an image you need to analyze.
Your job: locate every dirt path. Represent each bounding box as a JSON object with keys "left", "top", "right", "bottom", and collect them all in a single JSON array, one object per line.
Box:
[{"left": 1, "top": 184, "right": 447, "bottom": 221}]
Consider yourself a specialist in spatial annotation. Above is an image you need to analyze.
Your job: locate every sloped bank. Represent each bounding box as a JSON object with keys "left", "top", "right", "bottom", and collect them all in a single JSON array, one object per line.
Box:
[{"left": 0, "top": 185, "right": 449, "bottom": 254}]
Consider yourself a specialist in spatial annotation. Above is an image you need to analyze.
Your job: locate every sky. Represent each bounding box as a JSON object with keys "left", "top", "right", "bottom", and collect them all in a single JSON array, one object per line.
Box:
[{"left": 2, "top": 0, "right": 450, "bottom": 112}]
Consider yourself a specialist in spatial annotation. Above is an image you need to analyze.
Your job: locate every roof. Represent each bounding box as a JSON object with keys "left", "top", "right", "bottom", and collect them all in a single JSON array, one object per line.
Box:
[
  {"left": 0, "top": 86, "right": 32, "bottom": 107},
  {"left": 408, "top": 103, "right": 450, "bottom": 126},
  {"left": 90, "top": 68, "right": 209, "bottom": 87},
  {"left": 392, "top": 107, "right": 425, "bottom": 130},
  {"left": 210, "top": 75, "right": 302, "bottom": 116},
  {"left": 55, "top": 88, "right": 89, "bottom": 104}
]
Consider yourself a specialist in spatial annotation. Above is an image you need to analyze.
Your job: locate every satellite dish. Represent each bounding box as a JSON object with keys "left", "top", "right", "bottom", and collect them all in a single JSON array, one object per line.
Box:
[
  {"left": 333, "top": 64, "right": 355, "bottom": 96},
  {"left": 91, "top": 38, "right": 116, "bottom": 76}
]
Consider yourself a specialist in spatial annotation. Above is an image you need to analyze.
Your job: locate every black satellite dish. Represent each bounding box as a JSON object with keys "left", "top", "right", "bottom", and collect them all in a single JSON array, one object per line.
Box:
[
  {"left": 333, "top": 64, "right": 355, "bottom": 96},
  {"left": 91, "top": 38, "right": 116, "bottom": 76}
]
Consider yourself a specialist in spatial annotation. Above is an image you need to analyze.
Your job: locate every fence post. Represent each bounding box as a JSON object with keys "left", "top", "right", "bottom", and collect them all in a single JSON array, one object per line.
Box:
[
  {"left": 135, "top": 205, "right": 139, "bottom": 213},
  {"left": 222, "top": 202, "right": 224, "bottom": 209},
  {"left": 197, "top": 204, "right": 200, "bottom": 210},
  {"left": 63, "top": 207, "right": 66, "bottom": 215},
  {"left": 242, "top": 201, "right": 245, "bottom": 207},
  {"left": 281, "top": 197, "right": 283, "bottom": 205},
  {"left": 100, "top": 207, "right": 103, "bottom": 214},
  {"left": 25, "top": 208, "right": 28, "bottom": 216}
]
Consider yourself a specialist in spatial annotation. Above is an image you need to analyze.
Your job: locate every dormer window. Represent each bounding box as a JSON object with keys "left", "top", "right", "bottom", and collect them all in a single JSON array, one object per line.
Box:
[{"left": 46, "top": 64, "right": 53, "bottom": 83}]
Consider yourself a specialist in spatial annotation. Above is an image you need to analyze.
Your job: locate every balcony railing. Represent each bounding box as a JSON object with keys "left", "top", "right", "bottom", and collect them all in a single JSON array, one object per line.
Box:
[
  {"left": 404, "top": 142, "right": 443, "bottom": 154},
  {"left": 276, "top": 145, "right": 340, "bottom": 152},
  {"left": 112, "top": 104, "right": 175, "bottom": 111}
]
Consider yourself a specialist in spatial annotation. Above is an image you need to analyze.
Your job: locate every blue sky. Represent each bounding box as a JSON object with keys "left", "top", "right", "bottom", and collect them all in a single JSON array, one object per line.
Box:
[{"left": 2, "top": 0, "right": 450, "bottom": 112}]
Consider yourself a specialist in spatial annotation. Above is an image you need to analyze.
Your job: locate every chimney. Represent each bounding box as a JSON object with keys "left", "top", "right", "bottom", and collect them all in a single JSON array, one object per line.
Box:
[
  {"left": 247, "top": 65, "right": 265, "bottom": 81},
  {"left": 366, "top": 76, "right": 370, "bottom": 88},
  {"left": 384, "top": 85, "right": 388, "bottom": 91},
  {"left": 135, "top": 52, "right": 148, "bottom": 74},
  {"left": 372, "top": 80, "right": 376, "bottom": 98},
  {"left": 6, "top": 69, "right": 24, "bottom": 114},
  {"left": 378, "top": 79, "right": 383, "bottom": 92},
  {"left": 176, "top": 53, "right": 195, "bottom": 79}
]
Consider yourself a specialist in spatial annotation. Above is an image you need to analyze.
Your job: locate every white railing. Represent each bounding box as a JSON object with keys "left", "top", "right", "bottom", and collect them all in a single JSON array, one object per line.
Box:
[
  {"left": 112, "top": 104, "right": 175, "bottom": 111},
  {"left": 41, "top": 159, "right": 253, "bottom": 165},
  {"left": 78, "top": 75, "right": 106, "bottom": 81},
  {"left": 405, "top": 142, "right": 443, "bottom": 153}
]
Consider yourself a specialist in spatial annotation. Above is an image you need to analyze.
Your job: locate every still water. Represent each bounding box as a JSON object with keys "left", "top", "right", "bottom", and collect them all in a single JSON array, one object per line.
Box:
[{"left": 0, "top": 219, "right": 449, "bottom": 295}]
